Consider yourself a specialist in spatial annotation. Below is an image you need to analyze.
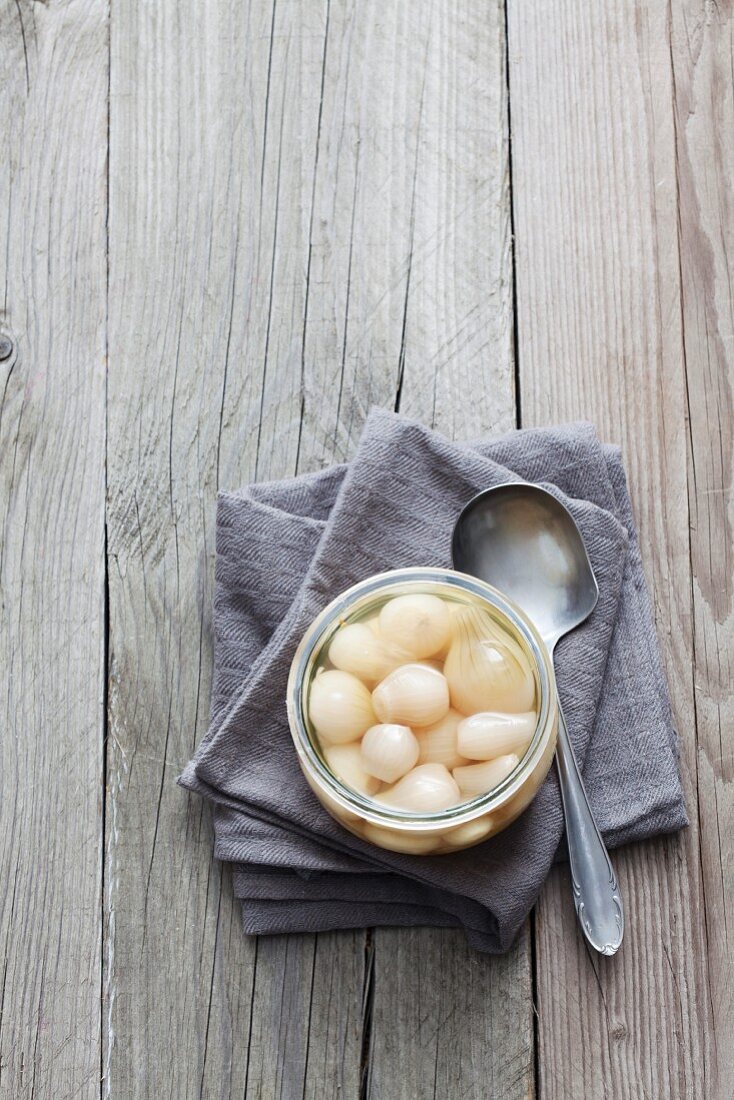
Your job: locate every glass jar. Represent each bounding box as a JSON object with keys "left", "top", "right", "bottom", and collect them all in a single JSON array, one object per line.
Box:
[{"left": 286, "top": 567, "right": 558, "bottom": 854}]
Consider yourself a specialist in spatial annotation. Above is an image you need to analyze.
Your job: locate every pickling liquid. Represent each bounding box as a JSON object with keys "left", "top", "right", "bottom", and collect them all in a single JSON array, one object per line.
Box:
[{"left": 304, "top": 586, "right": 546, "bottom": 853}]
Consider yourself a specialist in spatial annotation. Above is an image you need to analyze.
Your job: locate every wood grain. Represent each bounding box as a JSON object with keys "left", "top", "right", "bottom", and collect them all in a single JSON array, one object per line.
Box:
[
  {"left": 367, "top": 926, "right": 533, "bottom": 1100},
  {"left": 671, "top": 1, "right": 734, "bottom": 1092},
  {"left": 508, "top": 0, "right": 714, "bottom": 1095},
  {"left": 291, "top": 0, "right": 516, "bottom": 476},
  {"left": 335, "top": 4, "right": 531, "bottom": 1097},
  {"left": 0, "top": 1, "right": 107, "bottom": 1097},
  {"left": 105, "top": 2, "right": 368, "bottom": 1096}
]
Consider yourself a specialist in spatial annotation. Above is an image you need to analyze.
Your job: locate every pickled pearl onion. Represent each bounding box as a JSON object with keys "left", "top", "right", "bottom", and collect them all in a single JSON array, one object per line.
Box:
[
  {"left": 415, "top": 708, "right": 468, "bottom": 770},
  {"left": 323, "top": 742, "right": 381, "bottom": 796},
  {"left": 456, "top": 710, "right": 536, "bottom": 761},
  {"left": 372, "top": 663, "right": 450, "bottom": 727},
  {"left": 309, "top": 668, "right": 376, "bottom": 744},
  {"left": 361, "top": 723, "right": 419, "bottom": 784},
  {"left": 378, "top": 593, "right": 452, "bottom": 659},
  {"left": 375, "top": 763, "right": 461, "bottom": 812},
  {"left": 452, "top": 753, "right": 520, "bottom": 799}
]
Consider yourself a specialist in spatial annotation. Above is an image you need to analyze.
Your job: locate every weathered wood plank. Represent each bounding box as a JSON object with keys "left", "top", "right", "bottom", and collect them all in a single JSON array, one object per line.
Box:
[
  {"left": 335, "top": 3, "right": 532, "bottom": 1097},
  {"left": 394, "top": 0, "right": 515, "bottom": 442},
  {"left": 367, "top": 926, "right": 533, "bottom": 1100},
  {"left": 243, "top": 930, "right": 366, "bottom": 1100},
  {"left": 0, "top": 1, "right": 108, "bottom": 1096},
  {"left": 105, "top": 2, "right": 367, "bottom": 1097},
  {"left": 508, "top": 0, "right": 712, "bottom": 1095},
  {"left": 670, "top": 1, "right": 734, "bottom": 1091},
  {"left": 293, "top": 0, "right": 516, "bottom": 473}
]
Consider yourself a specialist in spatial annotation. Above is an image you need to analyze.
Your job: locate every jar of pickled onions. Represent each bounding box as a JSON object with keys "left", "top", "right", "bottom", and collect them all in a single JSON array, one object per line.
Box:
[{"left": 286, "top": 568, "right": 558, "bottom": 854}]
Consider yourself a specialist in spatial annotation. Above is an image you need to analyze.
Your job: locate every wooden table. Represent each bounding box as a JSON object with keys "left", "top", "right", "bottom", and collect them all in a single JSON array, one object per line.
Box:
[{"left": 1, "top": 2, "right": 730, "bottom": 1096}]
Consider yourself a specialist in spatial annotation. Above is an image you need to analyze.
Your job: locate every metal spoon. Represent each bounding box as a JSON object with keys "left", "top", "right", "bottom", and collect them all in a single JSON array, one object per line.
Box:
[{"left": 452, "top": 482, "right": 624, "bottom": 956}]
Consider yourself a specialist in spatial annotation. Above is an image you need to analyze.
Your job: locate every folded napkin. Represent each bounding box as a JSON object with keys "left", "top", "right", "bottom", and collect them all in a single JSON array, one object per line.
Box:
[{"left": 180, "top": 409, "right": 687, "bottom": 952}]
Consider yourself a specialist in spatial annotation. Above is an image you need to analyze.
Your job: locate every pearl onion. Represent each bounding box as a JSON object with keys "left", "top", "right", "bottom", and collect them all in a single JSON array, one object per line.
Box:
[
  {"left": 452, "top": 753, "right": 520, "bottom": 799},
  {"left": 363, "top": 614, "right": 382, "bottom": 637},
  {"left": 415, "top": 708, "right": 468, "bottom": 770},
  {"left": 457, "top": 711, "right": 536, "bottom": 761},
  {"left": 444, "top": 607, "right": 535, "bottom": 714},
  {"left": 361, "top": 723, "right": 419, "bottom": 784},
  {"left": 327, "top": 623, "right": 406, "bottom": 684},
  {"left": 360, "top": 823, "right": 439, "bottom": 854},
  {"left": 323, "top": 742, "right": 381, "bottom": 796},
  {"left": 441, "top": 815, "right": 496, "bottom": 847},
  {"left": 308, "top": 669, "right": 376, "bottom": 744},
  {"left": 372, "top": 663, "right": 449, "bottom": 728},
  {"left": 378, "top": 594, "right": 452, "bottom": 658},
  {"left": 375, "top": 763, "right": 461, "bottom": 812}
]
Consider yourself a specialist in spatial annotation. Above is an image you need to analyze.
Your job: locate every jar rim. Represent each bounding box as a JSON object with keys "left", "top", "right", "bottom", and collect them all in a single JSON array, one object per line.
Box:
[{"left": 286, "top": 567, "right": 557, "bottom": 832}]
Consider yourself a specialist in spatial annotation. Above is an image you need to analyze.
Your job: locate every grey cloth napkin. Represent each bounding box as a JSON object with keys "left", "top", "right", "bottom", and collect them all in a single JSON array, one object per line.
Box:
[{"left": 180, "top": 409, "right": 687, "bottom": 952}]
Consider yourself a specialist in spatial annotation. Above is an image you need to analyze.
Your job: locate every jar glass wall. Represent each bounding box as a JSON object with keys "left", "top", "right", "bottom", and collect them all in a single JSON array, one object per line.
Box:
[{"left": 287, "top": 568, "right": 558, "bottom": 854}]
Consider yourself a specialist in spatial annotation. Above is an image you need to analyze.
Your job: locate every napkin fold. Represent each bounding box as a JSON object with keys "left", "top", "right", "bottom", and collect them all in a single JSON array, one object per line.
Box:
[{"left": 180, "top": 409, "right": 687, "bottom": 952}]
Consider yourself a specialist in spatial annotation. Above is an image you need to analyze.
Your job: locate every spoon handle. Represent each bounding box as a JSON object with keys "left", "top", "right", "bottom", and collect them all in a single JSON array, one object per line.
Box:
[{"left": 555, "top": 706, "right": 624, "bottom": 955}]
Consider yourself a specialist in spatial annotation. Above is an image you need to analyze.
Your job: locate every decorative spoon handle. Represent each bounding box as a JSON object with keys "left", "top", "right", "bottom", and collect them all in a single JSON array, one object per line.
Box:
[{"left": 554, "top": 705, "right": 624, "bottom": 955}]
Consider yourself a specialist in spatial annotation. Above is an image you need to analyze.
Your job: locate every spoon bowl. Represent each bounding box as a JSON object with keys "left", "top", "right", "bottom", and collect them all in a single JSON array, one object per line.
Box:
[
  {"left": 452, "top": 483, "right": 599, "bottom": 647},
  {"left": 452, "top": 480, "right": 624, "bottom": 956}
]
